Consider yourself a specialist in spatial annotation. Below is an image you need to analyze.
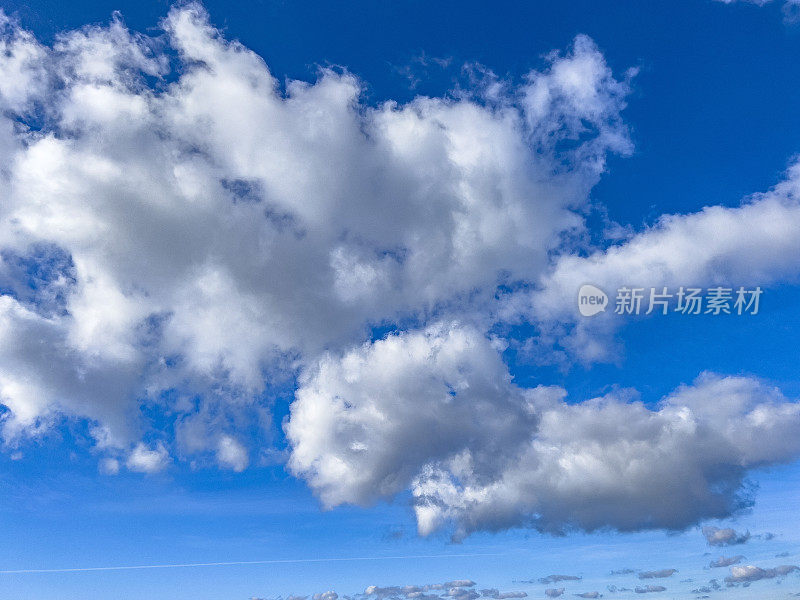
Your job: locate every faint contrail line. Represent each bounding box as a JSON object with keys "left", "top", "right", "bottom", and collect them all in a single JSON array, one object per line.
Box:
[{"left": 0, "top": 552, "right": 505, "bottom": 574}]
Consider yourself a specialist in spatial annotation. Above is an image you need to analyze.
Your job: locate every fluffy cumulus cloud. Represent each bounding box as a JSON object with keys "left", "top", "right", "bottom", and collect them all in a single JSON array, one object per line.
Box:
[
  {"left": 290, "top": 329, "right": 800, "bottom": 536},
  {"left": 286, "top": 323, "right": 536, "bottom": 508},
  {"left": 125, "top": 441, "right": 170, "bottom": 473},
  {"left": 2, "top": 2, "right": 800, "bottom": 540},
  {"left": 702, "top": 526, "right": 751, "bottom": 547},
  {"left": 360, "top": 580, "right": 491, "bottom": 600},
  {"left": 724, "top": 564, "right": 799, "bottom": 584},
  {"left": 0, "top": 4, "right": 629, "bottom": 464},
  {"left": 272, "top": 580, "right": 527, "bottom": 600}
]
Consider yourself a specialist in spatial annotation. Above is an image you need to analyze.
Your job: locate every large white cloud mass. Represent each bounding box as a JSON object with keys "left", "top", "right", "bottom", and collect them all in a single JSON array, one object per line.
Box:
[
  {"left": 0, "top": 5, "right": 629, "bottom": 452},
  {"left": 288, "top": 325, "right": 800, "bottom": 537},
  {"left": 2, "top": 3, "right": 800, "bottom": 538}
]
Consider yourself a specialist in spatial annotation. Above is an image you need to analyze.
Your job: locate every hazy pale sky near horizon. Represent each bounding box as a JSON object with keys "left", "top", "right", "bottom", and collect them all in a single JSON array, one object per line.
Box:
[{"left": 1, "top": 1, "right": 800, "bottom": 599}]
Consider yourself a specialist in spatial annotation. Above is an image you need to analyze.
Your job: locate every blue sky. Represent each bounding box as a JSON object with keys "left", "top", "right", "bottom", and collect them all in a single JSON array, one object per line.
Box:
[{"left": 1, "top": 1, "right": 800, "bottom": 599}]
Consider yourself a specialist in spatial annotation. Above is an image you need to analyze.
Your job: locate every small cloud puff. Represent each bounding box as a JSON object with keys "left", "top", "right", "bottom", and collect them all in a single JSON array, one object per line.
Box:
[{"left": 702, "top": 527, "right": 750, "bottom": 547}]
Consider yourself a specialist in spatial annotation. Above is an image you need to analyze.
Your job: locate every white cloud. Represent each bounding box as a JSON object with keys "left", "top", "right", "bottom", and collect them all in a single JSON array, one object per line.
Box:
[
  {"left": 725, "top": 564, "right": 798, "bottom": 583},
  {"left": 511, "top": 161, "right": 800, "bottom": 363},
  {"left": 125, "top": 441, "right": 170, "bottom": 473},
  {"left": 0, "top": 11, "right": 47, "bottom": 113},
  {"left": 286, "top": 323, "right": 536, "bottom": 508},
  {"left": 98, "top": 457, "right": 120, "bottom": 475},
  {"left": 217, "top": 434, "right": 249, "bottom": 472},
  {"left": 638, "top": 570, "right": 675, "bottom": 580},
  {"left": 415, "top": 372, "right": 800, "bottom": 537},
  {"left": 1, "top": 2, "right": 800, "bottom": 543},
  {"left": 0, "top": 5, "right": 629, "bottom": 456},
  {"left": 702, "top": 526, "right": 751, "bottom": 547},
  {"left": 287, "top": 325, "right": 800, "bottom": 537},
  {"left": 289, "top": 580, "right": 525, "bottom": 600},
  {"left": 709, "top": 556, "right": 744, "bottom": 568},
  {"left": 715, "top": 0, "right": 800, "bottom": 16}
]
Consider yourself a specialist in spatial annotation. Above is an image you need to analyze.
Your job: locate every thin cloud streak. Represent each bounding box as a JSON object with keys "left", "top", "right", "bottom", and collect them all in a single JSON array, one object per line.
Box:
[{"left": 0, "top": 552, "right": 506, "bottom": 575}]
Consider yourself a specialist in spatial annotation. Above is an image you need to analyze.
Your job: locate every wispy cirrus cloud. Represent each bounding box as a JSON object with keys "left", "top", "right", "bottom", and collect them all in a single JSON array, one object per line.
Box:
[
  {"left": 714, "top": 0, "right": 800, "bottom": 21},
  {"left": 709, "top": 556, "right": 745, "bottom": 568},
  {"left": 637, "top": 570, "right": 676, "bottom": 580}
]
